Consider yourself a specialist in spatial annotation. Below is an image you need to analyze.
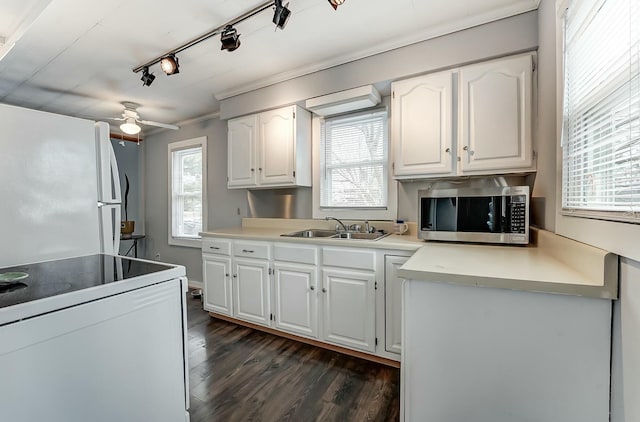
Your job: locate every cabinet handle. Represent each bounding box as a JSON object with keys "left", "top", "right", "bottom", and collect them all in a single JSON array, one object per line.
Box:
[
  {"left": 322, "top": 288, "right": 327, "bottom": 293},
  {"left": 241, "top": 249, "right": 254, "bottom": 253},
  {"left": 463, "top": 146, "right": 469, "bottom": 151},
  {"left": 251, "top": 168, "right": 255, "bottom": 172},
  {"left": 445, "top": 147, "right": 451, "bottom": 153},
  {"left": 225, "top": 273, "right": 230, "bottom": 277},
  {"left": 209, "top": 246, "right": 220, "bottom": 250},
  {"left": 310, "top": 286, "right": 315, "bottom": 291},
  {"left": 258, "top": 167, "right": 262, "bottom": 172},
  {"left": 233, "top": 274, "right": 237, "bottom": 278}
]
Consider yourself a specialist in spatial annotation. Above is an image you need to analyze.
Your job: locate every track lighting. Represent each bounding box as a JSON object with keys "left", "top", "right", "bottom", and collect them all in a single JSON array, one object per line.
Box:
[
  {"left": 328, "top": 0, "right": 345, "bottom": 10},
  {"left": 272, "top": 0, "right": 291, "bottom": 30},
  {"left": 120, "top": 118, "right": 141, "bottom": 135},
  {"left": 160, "top": 54, "right": 180, "bottom": 75},
  {"left": 220, "top": 25, "right": 241, "bottom": 52},
  {"left": 140, "top": 67, "right": 155, "bottom": 87}
]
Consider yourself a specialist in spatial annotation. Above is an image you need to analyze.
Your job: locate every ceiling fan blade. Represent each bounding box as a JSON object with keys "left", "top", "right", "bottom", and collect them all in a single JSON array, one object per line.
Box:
[
  {"left": 139, "top": 120, "right": 180, "bottom": 130},
  {"left": 108, "top": 117, "right": 126, "bottom": 121}
]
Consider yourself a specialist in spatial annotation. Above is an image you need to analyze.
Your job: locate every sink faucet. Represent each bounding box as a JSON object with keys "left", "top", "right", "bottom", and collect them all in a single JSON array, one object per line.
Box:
[{"left": 326, "top": 216, "right": 348, "bottom": 232}]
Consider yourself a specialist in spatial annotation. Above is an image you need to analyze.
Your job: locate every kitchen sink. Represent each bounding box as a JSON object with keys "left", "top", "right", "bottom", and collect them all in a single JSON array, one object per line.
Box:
[
  {"left": 332, "top": 232, "right": 390, "bottom": 240},
  {"left": 280, "top": 229, "right": 338, "bottom": 238},
  {"left": 280, "top": 229, "right": 390, "bottom": 241}
]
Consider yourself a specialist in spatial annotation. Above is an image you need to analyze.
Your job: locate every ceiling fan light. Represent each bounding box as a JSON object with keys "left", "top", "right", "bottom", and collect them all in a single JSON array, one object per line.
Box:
[
  {"left": 141, "top": 67, "right": 155, "bottom": 86},
  {"left": 120, "top": 118, "right": 141, "bottom": 135},
  {"left": 220, "top": 25, "right": 241, "bottom": 52},
  {"left": 160, "top": 54, "right": 179, "bottom": 75},
  {"left": 328, "top": 0, "right": 345, "bottom": 10},
  {"left": 273, "top": 0, "right": 291, "bottom": 29}
]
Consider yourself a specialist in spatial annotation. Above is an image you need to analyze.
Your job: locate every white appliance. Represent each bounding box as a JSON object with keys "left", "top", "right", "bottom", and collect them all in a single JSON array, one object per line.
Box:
[
  {"left": 0, "top": 103, "right": 121, "bottom": 266},
  {"left": 0, "top": 104, "right": 190, "bottom": 422}
]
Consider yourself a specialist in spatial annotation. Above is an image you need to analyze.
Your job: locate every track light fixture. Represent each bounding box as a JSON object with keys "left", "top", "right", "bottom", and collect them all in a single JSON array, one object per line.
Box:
[
  {"left": 272, "top": 0, "right": 291, "bottom": 30},
  {"left": 160, "top": 54, "right": 180, "bottom": 75},
  {"left": 328, "top": 0, "right": 345, "bottom": 10},
  {"left": 140, "top": 67, "right": 155, "bottom": 87},
  {"left": 220, "top": 25, "right": 241, "bottom": 52}
]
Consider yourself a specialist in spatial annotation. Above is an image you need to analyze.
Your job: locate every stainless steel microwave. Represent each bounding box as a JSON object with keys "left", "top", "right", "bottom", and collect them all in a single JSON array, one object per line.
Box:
[{"left": 418, "top": 186, "right": 530, "bottom": 245}]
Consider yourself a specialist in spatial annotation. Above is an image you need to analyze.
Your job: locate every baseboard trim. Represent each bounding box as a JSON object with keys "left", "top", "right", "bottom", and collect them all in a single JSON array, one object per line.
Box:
[
  {"left": 188, "top": 280, "right": 203, "bottom": 290},
  {"left": 208, "top": 312, "right": 401, "bottom": 368}
]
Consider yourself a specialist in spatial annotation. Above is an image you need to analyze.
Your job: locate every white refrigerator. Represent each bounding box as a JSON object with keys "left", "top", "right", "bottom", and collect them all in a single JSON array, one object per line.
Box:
[
  {"left": 0, "top": 103, "right": 190, "bottom": 422},
  {"left": 0, "top": 103, "right": 121, "bottom": 267}
]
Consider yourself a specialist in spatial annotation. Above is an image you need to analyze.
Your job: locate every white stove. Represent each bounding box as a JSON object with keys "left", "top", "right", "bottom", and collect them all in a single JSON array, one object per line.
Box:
[{"left": 0, "top": 254, "right": 190, "bottom": 422}]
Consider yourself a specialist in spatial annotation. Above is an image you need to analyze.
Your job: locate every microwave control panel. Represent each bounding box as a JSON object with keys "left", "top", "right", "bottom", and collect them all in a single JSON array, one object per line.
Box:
[{"left": 509, "top": 195, "right": 527, "bottom": 234}]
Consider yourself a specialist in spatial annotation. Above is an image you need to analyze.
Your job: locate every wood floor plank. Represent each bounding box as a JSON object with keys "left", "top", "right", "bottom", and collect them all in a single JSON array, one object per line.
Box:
[{"left": 185, "top": 293, "right": 400, "bottom": 421}]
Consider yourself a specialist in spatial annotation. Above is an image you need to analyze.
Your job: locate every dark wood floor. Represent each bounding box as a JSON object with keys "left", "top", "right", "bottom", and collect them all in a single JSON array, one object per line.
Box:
[{"left": 186, "top": 292, "right": 400, "bottom": 422}]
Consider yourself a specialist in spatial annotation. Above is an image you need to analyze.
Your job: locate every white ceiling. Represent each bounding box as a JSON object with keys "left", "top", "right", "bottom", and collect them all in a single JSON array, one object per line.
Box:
[{"left": 0, "top": 0, "right": 539, "bottom": 132}]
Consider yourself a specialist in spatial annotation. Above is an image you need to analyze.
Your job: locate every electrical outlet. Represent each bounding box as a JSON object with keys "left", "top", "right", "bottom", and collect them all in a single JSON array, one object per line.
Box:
[{"left": 154, "top": 253, "right": 161, "bottom": 260}]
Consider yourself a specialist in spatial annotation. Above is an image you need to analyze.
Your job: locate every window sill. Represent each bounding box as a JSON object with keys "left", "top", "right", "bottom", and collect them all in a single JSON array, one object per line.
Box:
[{"left": 168, "top": 237, "right": 202, "bottom": 248}]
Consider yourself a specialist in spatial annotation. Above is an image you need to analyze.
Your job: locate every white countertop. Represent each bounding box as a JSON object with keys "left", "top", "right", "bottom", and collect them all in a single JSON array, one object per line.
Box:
[{"left": 201, "top": 219, "right": 617, "bottom": 300}]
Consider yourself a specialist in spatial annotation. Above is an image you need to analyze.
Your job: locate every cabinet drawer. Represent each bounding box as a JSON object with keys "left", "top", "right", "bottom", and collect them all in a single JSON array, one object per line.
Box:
[
  {"left": 322, "top": 247, "right": 376, "bottom": 271},
  {"left": 202, "top": 238, "right": 232, "bottom": 255},
  {"left": 234, "top": 241, "right": 270, "bottom": 260},
  {"left": 273, "top": 243, "right": 318, "bottom": 265}
]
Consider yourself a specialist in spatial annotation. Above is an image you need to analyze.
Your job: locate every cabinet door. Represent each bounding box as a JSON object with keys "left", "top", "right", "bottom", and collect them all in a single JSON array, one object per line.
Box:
[
  {"left": 233, "top": 258, "right": 271, "bottom": 327},
  {"left": 258, "top": 106, "right": 295, "bottom": 186},
  {"left": 385, "top": 256, "right": 408, "bottom": 354},
  {"left": 203, "top": 254, "right": 233, "bottom": 316},
  {"left": 392, "top": 71, "right": 454, "bottom": 177},
  {"left": 228, "top": 115, "right": 258, "bottom": 188},
  {"left": 273, "top": 262, "right": 318, "bottom": 338},
  {"left": 459, "top": 54, "right": 533, "bottom": 173},
  {"left": 322, "top": 268, "right": 376, "bottom": 352}
]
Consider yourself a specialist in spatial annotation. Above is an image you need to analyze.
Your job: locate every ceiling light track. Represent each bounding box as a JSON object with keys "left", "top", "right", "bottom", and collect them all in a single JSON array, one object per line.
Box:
[{"left": 132, "top": 0, "right": 274, "bottom": 75}]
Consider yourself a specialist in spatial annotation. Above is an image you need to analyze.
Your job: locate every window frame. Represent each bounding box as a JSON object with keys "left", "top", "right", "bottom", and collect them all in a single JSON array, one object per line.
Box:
[
  {"left": 312, "top": 101, "right": 397, "bottom": 221},
  {"left": 555, "top": 0, "right": 640, "bottom": 262},
  {"left": 559, "top": 0, "right": 640, "bottom": 224},
  {"left": 167, "top": 136, "right": 207, "bottom": 248}
]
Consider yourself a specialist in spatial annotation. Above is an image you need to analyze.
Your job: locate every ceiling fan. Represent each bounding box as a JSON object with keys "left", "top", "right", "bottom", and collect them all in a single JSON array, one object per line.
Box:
[{"left": 111, "top": 102, "right": 179, "bottom": 135}]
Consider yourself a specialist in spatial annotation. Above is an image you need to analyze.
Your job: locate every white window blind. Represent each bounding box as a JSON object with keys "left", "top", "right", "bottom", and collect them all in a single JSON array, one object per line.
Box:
[
  {"left": 171, "top": 145, "right": 203, "bottom": 238},
  {"left": 562, "top": 0, "right": 640, "bottom": 222},
  {"left": 320, "top": 110, "right": 388, "bottom": 208}
]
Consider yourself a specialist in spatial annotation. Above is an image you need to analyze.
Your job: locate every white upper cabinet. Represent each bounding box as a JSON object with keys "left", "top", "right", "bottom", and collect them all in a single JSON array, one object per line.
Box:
[
  {"left": 227, "top": 114, "right": 258, "bottom": 188},
  {"left": 458, "top": 54, "right": 534, "bottom": 173},
  {"left": 391, "top": 53, "right": 535, "bottom": 179},
  {"left": 392, "top": 70, "right": 454, "bottom": 177},
  {"left": 227, "top": 105, "right": 311, "bottom": 189},
  {"left": 259, "top": 108, "right": 295, "bottom": 186}
]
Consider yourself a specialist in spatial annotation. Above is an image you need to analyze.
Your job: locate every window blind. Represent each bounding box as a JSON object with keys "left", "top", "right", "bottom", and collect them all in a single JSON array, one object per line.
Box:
[
  {"left": 171, "top": 146, "right": 203, "bottom": 237},
  {"left": 320, "top": 110, "right": 388, "bottom": 208},
  {"left": 562, "top": 0, "right": 640, "bottom": 222}
]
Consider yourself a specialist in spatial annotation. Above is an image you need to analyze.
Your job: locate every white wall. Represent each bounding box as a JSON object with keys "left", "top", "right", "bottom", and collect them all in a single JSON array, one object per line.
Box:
[{"left": 144, "top": 117, "right": 246, "bottom": 283}]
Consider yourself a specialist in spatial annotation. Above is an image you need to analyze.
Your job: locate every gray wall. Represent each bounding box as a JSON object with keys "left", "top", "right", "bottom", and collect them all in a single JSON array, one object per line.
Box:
[
  {"left": 220, "top": 11, "right": 538, "bottom": 119},
  {"left": 111, "top": 139, "right": 144, "bottom": 255},
  {"left": 144, "top": 117, "right": 246, "bottom": 283}
]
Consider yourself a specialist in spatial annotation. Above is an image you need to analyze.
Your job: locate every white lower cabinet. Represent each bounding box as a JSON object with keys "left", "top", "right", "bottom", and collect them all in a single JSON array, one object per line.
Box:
[
  {"left": 202, "top": 254, "right": 233, "bottom": 316},
  {"left": 322, "top": 268, "right": 376, "bottom": 353},
  {"left": 385, "top": 255, "right": 408, "bottom": 355},
  {"left": 203, "top": 237, "right": 404, "bottom": 360},
  {"left": 233, "top": 257, "right": 271, "bottom": 327},
  {"left": 273, "top": 262, "right": 318, "bottom": 338}
]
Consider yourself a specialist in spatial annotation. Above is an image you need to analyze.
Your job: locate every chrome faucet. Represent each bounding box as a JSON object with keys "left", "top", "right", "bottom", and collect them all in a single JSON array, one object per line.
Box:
[{"left": 326, "top": 216, "right": 348, "bottom": 232}]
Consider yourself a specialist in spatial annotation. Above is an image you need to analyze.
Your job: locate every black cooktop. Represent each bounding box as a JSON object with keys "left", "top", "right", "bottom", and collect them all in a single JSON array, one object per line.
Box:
[{"left": 0, "top": 254, "right": 173, "bottom": 309}]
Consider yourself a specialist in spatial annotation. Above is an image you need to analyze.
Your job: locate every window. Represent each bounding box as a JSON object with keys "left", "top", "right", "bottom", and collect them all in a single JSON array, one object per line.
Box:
[
  {"left": 320, "top": 110, "right": 389, "bottom": 210},
  {"left": 168, "top": 137, "right": 207, "bottom": 247},
  {"left": 562, "top": 0, "right": 640, "bottom": 223}
]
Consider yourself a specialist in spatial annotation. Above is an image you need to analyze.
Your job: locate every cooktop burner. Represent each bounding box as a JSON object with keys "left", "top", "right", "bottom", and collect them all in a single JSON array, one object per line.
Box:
[{"left": 0, "top": 254, "right": 173, "bottom": 310}]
